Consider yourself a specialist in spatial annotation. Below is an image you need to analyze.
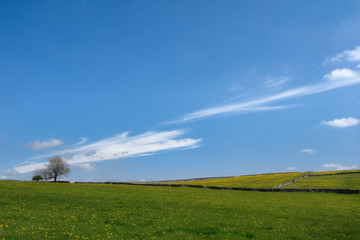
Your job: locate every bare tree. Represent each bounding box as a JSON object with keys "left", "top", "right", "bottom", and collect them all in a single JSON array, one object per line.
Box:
[
  {"left": 33, "top": 156, "right": 71, "bottom": 182},
  {"left": 47, "top": 156, "right": 71, "bottom": 182},
  {"left": 34, "top": 168, "right": 51, "bottom": 181}
]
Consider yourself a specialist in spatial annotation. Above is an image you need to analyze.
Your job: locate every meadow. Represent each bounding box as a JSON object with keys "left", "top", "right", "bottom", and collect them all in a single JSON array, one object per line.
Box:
[
  {"left": 171, "top": 172, "right": 309, "bottom": 188},
  {"left": 1, "top": 180, "right": 359, "bottom": 239},
  {"left": 283, "top": 173, "right": 360, "bottom": 190},
  {"left": 309, "top": 170, "right": 360, "bottom": 175}
]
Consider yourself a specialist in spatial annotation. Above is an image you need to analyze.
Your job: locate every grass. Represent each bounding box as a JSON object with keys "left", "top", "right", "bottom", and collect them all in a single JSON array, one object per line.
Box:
[
  {"left": 171, "top": 172, "right": 309, "bottom": 188},
  {"left": 1, "top": 180, "right": 359, "bottom": 239},
  {"left": 310, "top": 170, "right": 360, "bottom": 175},
  {"left": 283, "top": 173, "right": 360, "bottom": 190}
]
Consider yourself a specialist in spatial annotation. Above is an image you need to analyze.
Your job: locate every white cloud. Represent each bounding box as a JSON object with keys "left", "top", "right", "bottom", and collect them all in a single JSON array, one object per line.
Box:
[
  {"left": 0, "top": 169, "right": 20, "bottom": 179},
  {"left": 25, "top": 138, "right": 63, "bottom": 150},
  {"left": 73, "top": 137, "right": 88, "bottom": 146},
  {"left": 12, "top": 162, "right": 47, "bottom": 175},
  {"left": 323, "top": 163, "right": 357, "bottom": 170},
  {"left": 300, "top": 149, "right": 315, "bottom": 154},
  {"left": 229, "top": 84, "right": 244, "bottom": 92},
  {"left": 264, "top": 76, "right": 289, "bottom": 88},
  {"left": 77, "top": 163, "right": 96, "bottom": 172},
  {"left": 1, "top": 130, "right": 201, "bottom": 178},
  {"left": 345, "top": 46, "right": 360, "bottom": 61},
  {"left": 321, "top": 117, "right": 360, "bottom": 128},
  {"left": 326, "top": 46, "right": 360, "bottom": 63},
  {"left": 324, "top": 68, "right": 357, "bottom": 81},
  {"left": 174, "top": 70, "right": 360, "bottom": 123},
  {"left": 286, "top": 167, "right": 296, "bottom": 170}
]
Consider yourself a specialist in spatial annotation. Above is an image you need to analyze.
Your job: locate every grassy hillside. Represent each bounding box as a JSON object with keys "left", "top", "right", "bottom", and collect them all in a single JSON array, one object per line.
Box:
[
  {"left": 1, "top": 180, "right": 359, "bottom": 239},
  {"left": 283, "top": 173, "right": 360, "bottom": 190},
  {"left": 310, "top": 170, "right": 360, "bottom": 175},
  {"left": 172, "top": 172, "right": 309, "bottom": 188}
]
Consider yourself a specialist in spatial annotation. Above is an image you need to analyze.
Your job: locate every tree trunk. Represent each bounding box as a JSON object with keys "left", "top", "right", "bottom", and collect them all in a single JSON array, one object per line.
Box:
[{"left": 54, "top": 175, "right": 57, "bottom": 182}]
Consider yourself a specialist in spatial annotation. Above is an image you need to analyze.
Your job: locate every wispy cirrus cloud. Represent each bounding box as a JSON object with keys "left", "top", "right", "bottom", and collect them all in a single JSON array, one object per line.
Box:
[
  {"left": 0, "top": 130, "right": 201, "bottom": 179},
  {"left": 172, "top": 46, "right": 360, "bottom": 123},
  {"left": 25, "top": 138, "right": 63, "bottom": 150},
  {"left": 173, "top": 68, "right": 360, "bottom": 123},
  {"left": 77, "top": 163, "right": 96, "bottom": 172},
  {"left": 73, "top": 137, "right": 88, "bottom": 146},
  {"left": 321, "top": 117, "right": 360, "bottom": 128},
  {"left": 264, "top": 76, "right": 289, "bottom": 88},
  {"left": 323, "top": 163, "right": 357, "bottom": 170},
  {"left": 1, "top": 162, "right": 48, "bottom": 178},
  {"left": 229, "top": 84, "right": 245, "bottom": 92},
  {"left": 300, "top": 149, "right": 315, "bottom": 154},
  {"left": 0, "top": 169, "right": 21, "bottom": 179}
]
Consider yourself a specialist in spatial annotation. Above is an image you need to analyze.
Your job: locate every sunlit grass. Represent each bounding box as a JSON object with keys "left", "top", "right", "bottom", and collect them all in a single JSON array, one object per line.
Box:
[
  {"left": 283, "top": 173, "right": 360, "bottom": 190},
  {"left": 172, "top": 172, "right": 309, "bottom": 188},
  {"left": 1, "top": 180, "right": 359, "bottom": 239},
  {"left": 310, "top": 170, "right": 360, "bottom": 175}
]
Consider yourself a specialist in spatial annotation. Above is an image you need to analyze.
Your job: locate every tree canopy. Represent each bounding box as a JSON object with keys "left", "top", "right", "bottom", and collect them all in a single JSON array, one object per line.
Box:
[{"left": 34, "top": 156, "right": 71, "bottom": 182}]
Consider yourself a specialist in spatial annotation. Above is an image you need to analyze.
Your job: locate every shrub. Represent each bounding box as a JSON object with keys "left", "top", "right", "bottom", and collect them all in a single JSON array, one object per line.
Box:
[{"left": 32, "top": 175, "right": 43, "bottom": 181}]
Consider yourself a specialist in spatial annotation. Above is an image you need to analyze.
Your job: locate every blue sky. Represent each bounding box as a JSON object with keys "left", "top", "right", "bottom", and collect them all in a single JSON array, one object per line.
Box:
[{"left": 1, "top": 0, "right": 359, "bottom": 181}]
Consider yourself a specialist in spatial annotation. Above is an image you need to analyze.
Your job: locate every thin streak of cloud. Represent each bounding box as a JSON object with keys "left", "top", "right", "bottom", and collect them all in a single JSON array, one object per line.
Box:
[
  {"left": 73, "top": 137, "right": 88, "bottom": 146},
  {"left": 0, "top": 130, "right": 201, "bottom": 178},
  {"left": 12, "top": 162, "right": 47, "bottom": 175},
  {"left": 25, "top": 138, "right": 63, "bottom": 150},
  {"left": 300, "top": 149, "right": 315, "bottom": 154},
  {"left": 264, "top": 76, "right": 289, "bottom": 88},
  {"left": 77, "top": 163, "right": 96, "bottom": 172},
  {"left": 229, "top": 84, "right": 245, "bottom": 92},
  {"left": 323, "top": 163, "right": 357, "bottom": 170},
  {"left": 174, "top": 69, "right": 360, "bottom": 123},
  {"left": 0, "top": 169, "right": 20, "bottom": 179}
]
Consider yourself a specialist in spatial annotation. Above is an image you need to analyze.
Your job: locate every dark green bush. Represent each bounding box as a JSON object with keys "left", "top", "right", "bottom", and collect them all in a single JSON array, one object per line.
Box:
[{"left": 32, "top": 175, "right": 43, "bottom": 181}]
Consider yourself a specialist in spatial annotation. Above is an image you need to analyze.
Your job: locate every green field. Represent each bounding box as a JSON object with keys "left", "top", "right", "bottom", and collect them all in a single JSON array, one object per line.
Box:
[
  {"left": 172, "top": 172, "right": 309, "bottom": 188},
  {"left": 309, "top": 170, "right": 360, "bottom": 175},
  {"left": 283, "top": 173, "right": 360, "bottom": 190},
  {"left": 1, "top": 181, "right": 359, "bottom": 239}
]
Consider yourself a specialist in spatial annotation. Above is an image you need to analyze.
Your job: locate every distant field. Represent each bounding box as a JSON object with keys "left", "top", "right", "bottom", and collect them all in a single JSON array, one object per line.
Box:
[
  {"left": 0, "top": 181, "right": 359, "bottom": 239},
  {"left": 310, "top": 170, "right": 360, "bottom": 175},
  {"left": 172, "top": 172, "right": 309, "bottom": 188},
  {"left": 283, "top": 173, "right": 360, "bottom": 190}
]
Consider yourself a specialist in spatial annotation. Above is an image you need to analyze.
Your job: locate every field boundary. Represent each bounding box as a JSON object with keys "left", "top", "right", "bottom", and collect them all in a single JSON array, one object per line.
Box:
[
  {"left": 74, "top": 181, "right": 360, "bottom": 194},
  {"left": 309, "top": 171, "right": 360, "bottom": 177},
  {"left": 272, "top": 172, "right": 312, "bottom": 189},
  {"left": 2, "top": 180, "right": 358, "bottom": 194},
  {"left": 145, "top": 171, "right": 303, "bottom": 184}
]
